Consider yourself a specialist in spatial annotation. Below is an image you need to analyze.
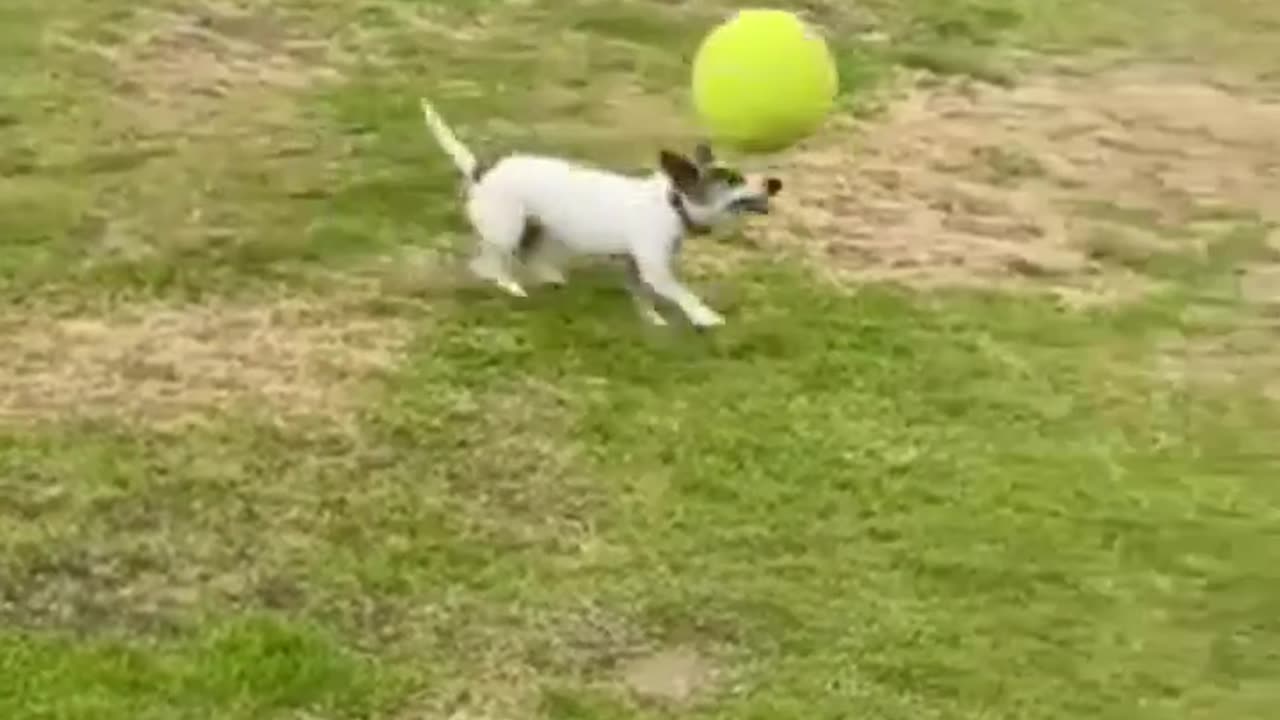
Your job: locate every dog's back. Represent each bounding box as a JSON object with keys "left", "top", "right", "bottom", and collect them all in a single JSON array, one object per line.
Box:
[{"left": 473, "top": 154, "right": 673, "bottom": 255}]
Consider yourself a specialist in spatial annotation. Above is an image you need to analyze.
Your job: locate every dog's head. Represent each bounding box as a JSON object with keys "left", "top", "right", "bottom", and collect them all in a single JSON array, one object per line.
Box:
[{"left": 659, "top": 144, "right": 783, "bottom": 229}]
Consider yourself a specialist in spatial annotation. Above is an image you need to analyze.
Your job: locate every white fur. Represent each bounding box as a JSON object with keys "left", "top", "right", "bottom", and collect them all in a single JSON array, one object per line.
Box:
[
  {"left": 419, "top": 99, "right": 478, "bottom": 180},
  {"left": 419, "top": 98, "right": 775, "bottom": 328}
]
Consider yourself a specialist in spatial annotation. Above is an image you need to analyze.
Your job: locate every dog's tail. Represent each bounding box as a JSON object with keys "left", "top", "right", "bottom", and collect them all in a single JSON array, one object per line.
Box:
[{"left": 419, "top": 97, "right": 480, "bottom": 181}]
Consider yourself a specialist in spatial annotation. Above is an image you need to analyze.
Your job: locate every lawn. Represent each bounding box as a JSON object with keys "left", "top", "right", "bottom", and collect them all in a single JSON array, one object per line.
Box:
[{"left": 2, "top": 1, "right": 1279, "bottom": 718}]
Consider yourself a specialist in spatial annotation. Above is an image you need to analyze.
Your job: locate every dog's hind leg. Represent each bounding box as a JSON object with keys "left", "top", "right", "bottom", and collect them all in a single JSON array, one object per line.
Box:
[
  {"left": 521, "top": 231, "right": 570, "bottom": 287},
  {"left": 466, "top": 194, "right": 528, "bottom": 298}
]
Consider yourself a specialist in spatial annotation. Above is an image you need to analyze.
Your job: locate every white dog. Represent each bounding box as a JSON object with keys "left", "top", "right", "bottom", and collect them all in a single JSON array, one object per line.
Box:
[{"left": 419, "top": 98, "right": 782, "bottom": 328}]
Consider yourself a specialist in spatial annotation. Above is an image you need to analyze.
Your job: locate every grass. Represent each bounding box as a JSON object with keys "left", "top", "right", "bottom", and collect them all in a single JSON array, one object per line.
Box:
[
  {"left": 2, "top": 0, "right": 1279, "bottom": 718},
  {"left": 1, "top": 617, "right": 398, "bottom": 719}
]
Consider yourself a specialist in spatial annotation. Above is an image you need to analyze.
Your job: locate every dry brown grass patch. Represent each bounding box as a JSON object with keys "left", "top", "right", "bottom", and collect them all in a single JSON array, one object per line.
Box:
[
  {"left": 79, "top": 1, "right": 341, "bottom": 135},
  {"left": 1156, "top": 252, "right": 1280, "bottom": 402},
  {"left": 0, "top": 293, "right": 411, "bottom": 430},
  {"left": 37, "top": 2, "right": 349, "bottom": 267},
  {"left": 1241, "top": 262, "right": 1280, "bottom": 308},
  {"left": 388, "top": 605, "right": 721, "bottom": 717},
  {"left": 757, "top": 64, "right": 1280, "bottom": 303},
  {"left": 537, "top": 77, "right": 697, "bottom": 162},
  {"left": 1157, "top": 318, "right": 1280, "bottom": 402}
]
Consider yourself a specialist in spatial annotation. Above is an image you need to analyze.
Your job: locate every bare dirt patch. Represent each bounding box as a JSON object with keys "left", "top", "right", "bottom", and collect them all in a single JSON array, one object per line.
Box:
[
  {"left": 761, "top": 64, "right": 1280, "bottom": 303},
  {"left": 0, "top": 293, "right": 411, "bottom": 430},
  {"left": 621, "top": 646, "right": 720, "bottom": 704}
]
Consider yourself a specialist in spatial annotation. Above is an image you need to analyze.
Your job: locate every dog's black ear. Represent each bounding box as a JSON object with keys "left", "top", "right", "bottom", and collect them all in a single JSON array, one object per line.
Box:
[
  {"left": 765, "top": 177, "right": 783, "bottom": 196},
  {"left": 693, "top": 142, "right": 716, "bottom": 167},
  {"left": 659, "top": 150, "right": 701, "bottom": 192}
]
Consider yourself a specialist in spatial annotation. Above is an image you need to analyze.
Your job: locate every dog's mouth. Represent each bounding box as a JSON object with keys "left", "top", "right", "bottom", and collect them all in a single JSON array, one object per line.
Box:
[{"left": 728, "top": 196, "right": 771, "bottom": 215}]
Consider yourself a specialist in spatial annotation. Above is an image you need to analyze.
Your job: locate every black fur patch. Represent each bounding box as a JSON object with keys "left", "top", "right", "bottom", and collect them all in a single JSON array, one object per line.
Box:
[
  {"left": 668, "top": 191, "right": 711, "bottom": 237},
  {"left": 515, "top": 217, "right": 543, "bottom": 258}
]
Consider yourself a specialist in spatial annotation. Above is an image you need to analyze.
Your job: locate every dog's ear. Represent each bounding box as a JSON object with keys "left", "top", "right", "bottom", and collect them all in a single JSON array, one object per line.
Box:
[
  {"left": 765, "top": 177, "right": 783, "bottom": 196},
  {"left": 659, "top": 150, "right": 701, "bottom": 193},
  {"left": 693, "top": 142, "right": 716, "bottom": 167}
]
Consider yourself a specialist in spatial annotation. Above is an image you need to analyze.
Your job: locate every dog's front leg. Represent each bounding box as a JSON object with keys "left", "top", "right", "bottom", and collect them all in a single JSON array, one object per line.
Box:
[
  {"left": 633, "top": 251, "right": 724, "bottom": 329},
  {"left": 624, "top": 257, "right": 668, "bottom": 326}
]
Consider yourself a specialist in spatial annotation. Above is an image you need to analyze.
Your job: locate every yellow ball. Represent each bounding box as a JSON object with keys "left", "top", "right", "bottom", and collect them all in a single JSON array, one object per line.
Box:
[{"left": 692, "top": 9, "right": 838, "bottom": 153}]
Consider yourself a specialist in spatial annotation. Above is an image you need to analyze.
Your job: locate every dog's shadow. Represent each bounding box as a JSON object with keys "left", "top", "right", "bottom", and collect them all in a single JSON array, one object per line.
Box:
[
  {"left": 376, "top": 251, "right": 840, "bottom": 396},
  {"left": 381, "top": 251, "right": 740, "bottom": 346}
]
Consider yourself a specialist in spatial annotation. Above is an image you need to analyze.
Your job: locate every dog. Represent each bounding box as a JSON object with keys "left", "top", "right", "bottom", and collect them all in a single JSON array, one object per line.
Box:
[{"left": 418, "top": 98, "right": 782, "bottom": 328}]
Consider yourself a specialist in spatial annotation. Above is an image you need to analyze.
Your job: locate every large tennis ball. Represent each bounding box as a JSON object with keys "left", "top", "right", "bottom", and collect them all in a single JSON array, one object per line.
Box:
[{"left": 692, "top": 9, "right": 838, "bottom": 153}]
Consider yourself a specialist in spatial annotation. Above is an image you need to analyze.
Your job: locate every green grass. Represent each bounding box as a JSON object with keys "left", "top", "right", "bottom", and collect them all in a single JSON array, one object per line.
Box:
[
  {"left": 2, "top": 0, "right": 1279, "bottom": 718},
  {"left": 1, "top": 617, "right": 398, "bottom": 720}
]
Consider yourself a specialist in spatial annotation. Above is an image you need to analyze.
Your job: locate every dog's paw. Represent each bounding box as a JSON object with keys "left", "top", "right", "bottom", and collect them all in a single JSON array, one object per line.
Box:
[
  {"left": 641, "top": 308, "right": 669, "bottom": 327},
  {"left": 690, "top": 309, "right": 725, "bottom": 330},
  {"left": 497, "top": 279, "right": 529, "bottom": 298},
  {"left": 528, "top": 265, "right": 567, "bottom": 287}
]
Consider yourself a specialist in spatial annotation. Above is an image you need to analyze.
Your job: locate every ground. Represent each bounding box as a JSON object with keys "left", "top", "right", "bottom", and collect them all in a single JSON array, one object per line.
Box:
[{"left": 1, "top": 1, "right": 1279, "bottom": 718}]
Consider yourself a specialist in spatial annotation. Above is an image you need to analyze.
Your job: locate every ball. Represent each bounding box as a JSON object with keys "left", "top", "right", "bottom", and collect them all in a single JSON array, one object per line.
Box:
[{"left": 691, "top": 9, "right": 838, "bottom": 153}]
